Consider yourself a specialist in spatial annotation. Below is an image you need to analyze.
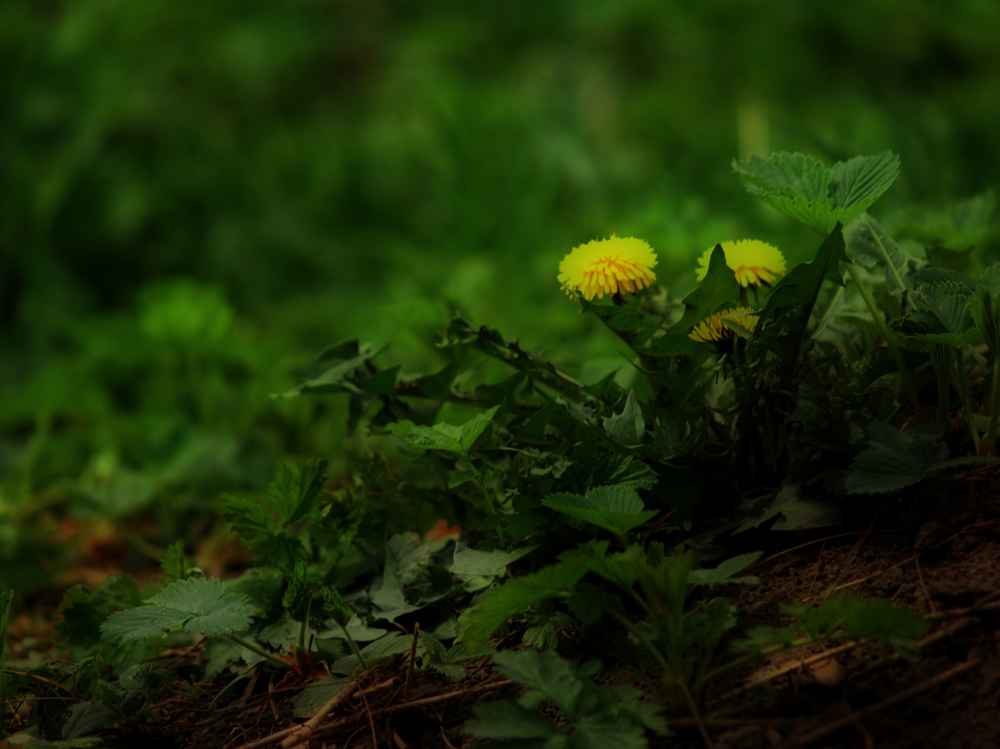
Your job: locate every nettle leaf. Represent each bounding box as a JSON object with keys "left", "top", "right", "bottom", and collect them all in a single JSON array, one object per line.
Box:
[
  {"left": 651, "top": 245, "right": 741, "bottom": 356},
  {"left": 457, "top": 546, "right": 601, "bottom": 649},
  {"left": 688, "top": 552, "right": 762, "bottom": 587},
  {"left": 101, "top": 578, "right": 257, "bottom": 642},
  {"left": 734, "top": 151, "right": 900, "bottom": 232},
  {"left": 223, "top": 459, "right": 328, "bottom": 566},
  {"left": 603, "top": 390, "right": 645, "bottom": 447},
  {"left": 389, "top": 405, "right": 500, "bottom": 454},
  {"left": 542, "top": 485, "right": 657, "bottom": 536},
  {"left": 846, "top": 422, "right": 945, "bottom": 495}
]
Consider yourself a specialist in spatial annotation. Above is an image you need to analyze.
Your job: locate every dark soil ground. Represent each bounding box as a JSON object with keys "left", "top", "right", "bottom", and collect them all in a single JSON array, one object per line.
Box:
[{"left": 5, "top": 480, "right": 999, "bottom": 749}]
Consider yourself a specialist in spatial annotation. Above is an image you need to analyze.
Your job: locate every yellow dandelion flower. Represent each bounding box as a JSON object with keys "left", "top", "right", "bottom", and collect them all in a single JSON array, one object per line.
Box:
[
  {"left": 558, "top": 235, "right": 658, "bottom": 301},
  {"left": 696, "top": 239, "right": 786, "bottom": 287},
  {"left": 688, "top": 307, "right": 758, "bottom": 343}
]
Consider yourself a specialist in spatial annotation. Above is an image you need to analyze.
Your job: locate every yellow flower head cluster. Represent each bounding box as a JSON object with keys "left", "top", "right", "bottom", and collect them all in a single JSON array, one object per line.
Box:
[
  {"left": 696, "top": 239, "right": 786, "bottom": 287},
  {"left": 559, "top": 236, "right": 658, "bottom": 301},
  {"left": 688, "top": 307, "right": 758, "bottom": 344}
]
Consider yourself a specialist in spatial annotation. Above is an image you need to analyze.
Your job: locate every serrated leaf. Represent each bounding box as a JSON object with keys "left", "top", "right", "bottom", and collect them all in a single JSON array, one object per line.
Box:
[
  {"left": 223, "top": 460, "right": 328, "bottom": 568},
  {"left": 602, "top": 390, "right": 645, "bottom": 447},
  {"left": 734, "top": 151, "right": 900, "bottom": 232},
  {"left": 465, "top": 699, "right": 558, "bottom": 740},
  {"left": 389, "top": 405, "right": 500, "bottom": 454},
  {"left": 101, "top": 578, "right": 257, "bottom": 642},
  {"left": 457, "top": 548, "right": 596, "bottom": 649},
  {"left": 542, "top": 485, "right": 657, "bottom": 535},
  {"left": 493, "top": 650, "right": 586, "bottom": 715},
  {"left": 846, "top": 423, "right": 944, "bottom": 495}
]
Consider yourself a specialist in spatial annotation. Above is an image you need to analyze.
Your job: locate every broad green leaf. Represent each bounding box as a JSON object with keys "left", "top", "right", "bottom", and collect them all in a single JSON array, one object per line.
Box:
[
  {"left": 389, "top": 405, "right": 500, "bottom": 453},
  {"left": 101, "top": 578, "right": 257, "bottom": 642},
  {"left": 688, "top": 552, "right": 762, "bottom": 587},
  {"left": 734, "top": 151, "right": 900, "bottom": 232},
  {"left": 602, "top": 390, "right": 645, "bottom": 447},
  {"left": 457, "top": 548, "right": 595, "bottom": 649},
  {"left": 846, "top": 423, "right": 944, "bottom": 495},
  {"left": 650, "top": 245, "right": 741, "bottom": 356},
  {"left": 542, "top": 485, "right": 657, "bottom": 536}
]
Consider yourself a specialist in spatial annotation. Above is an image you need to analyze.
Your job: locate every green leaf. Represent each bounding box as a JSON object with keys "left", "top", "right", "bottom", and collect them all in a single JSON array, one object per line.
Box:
[
  {"left": 602, "top": 390, "right": 645, "bottom": 447},
  {"left": 59, "top": 577, "right": 143, "bottom": 651},
  {"left": 457, "top": 547, "right": 596, "bottom": 649},
  {"left": 650, "top": 245, "right": 741, "bottom": 356},
  {"left": 101, "top": 578, "right": 257, "bottom": 642},
  {"left": 160, "top": 542, "right": 197, "bottom": 581},
  {"left": 846, "top": 423, "right": 944, "bottom": 495},
  {"left": 276, "top": 340, "right": 385, "bottom": 398},
  {"left": 844, "top": 214, "right": 920, "bottom": 291},
  {"left": 223, "top": 459, "right": 328, "bottom": 568},
  {"left": 787, "top": 595, "right": 928, "bottom": 646},
  {"left": 734, "top": 151, "right": 900, "bottom": 232},
  {"left": 752, "top": 224, "right": 846, "bottom": 376},
  {"left": 62, "top": 702, "right": 117, "bottom": 740},
  {"left": 493, "top": 650, "right": 586, "bottom": 715},
  {"left": 451, "top": 546, "right": 537, "bottom": 592},
  {"left": 389, "top": 405, "right": 500, "bottom": 454},
  {"left": 465, "top": 699, "right": 558, "bottom": 741},
  {"left": 688, "top": 552, "right": 762, "bottom": 587},
  {"left": 542, "top": 485, "right": 657, "bottom": 536}
]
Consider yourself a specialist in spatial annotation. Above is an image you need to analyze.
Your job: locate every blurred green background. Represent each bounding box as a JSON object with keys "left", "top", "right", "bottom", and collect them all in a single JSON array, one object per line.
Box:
[{"left": 3, "top": 0, "right": 1000, "bottom": 531}]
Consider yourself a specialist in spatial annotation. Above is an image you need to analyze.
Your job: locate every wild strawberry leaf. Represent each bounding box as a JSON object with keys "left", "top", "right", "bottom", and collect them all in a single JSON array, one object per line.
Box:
[
  {"left": 101, "top": 578, "right": 257, "bottom": 642},
  {"left": 734, "top": 151, "right": 900, "bottom": 232},
  {"left": 542, "top": 484, "right": 657, "bottom": 536}
]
